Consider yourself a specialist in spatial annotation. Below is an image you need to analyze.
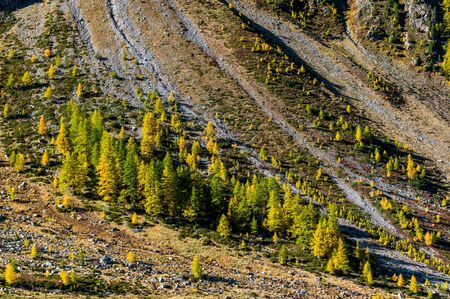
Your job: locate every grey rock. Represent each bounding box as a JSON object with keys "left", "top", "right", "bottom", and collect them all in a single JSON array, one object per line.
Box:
[{"left": 100, "top": 255, "right": 113, "bottom": 265}]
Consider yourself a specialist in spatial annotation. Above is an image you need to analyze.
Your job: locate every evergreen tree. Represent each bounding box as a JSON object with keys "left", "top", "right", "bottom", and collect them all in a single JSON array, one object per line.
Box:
[
  {"left": 145, "top": 185, "right": 163, "bottom": 217},
  {"left": 161, "top": 153, "right": 180, "bottom": 217},
  {"left": 144, "top": 161, "right": 163, "bottom": 217},
  {"left": 311, "top": 218, "right": 329, "bottom": 258},
  {"left": 292, "top": 201, "right": 317, "bottom": 252},
  {"left": 97, "top": 131, "right": 118, "bottom": 201},
  {"left": 210, "top": 174, "right": 227, "bottom": 216},
  {"left": 59, "top": 152, "right": 88, "bottom": 193},
  {"left": 332, "top": 238, "right": 349, "bottom": 273},
  {"left": 119, "top": 138, "right": 139, "bottom": 204},
  {"left": 264, "top": 190, "right": 284, "bottom": 233},
  {"left": 279, "top": 245, "right": 288, "bottom": 265},
  {"left": 6, "top": 74, "right": 14, "bottom": 87},
  {"left": 140, "top": 111, "right": 158, "bottom": 159},
  {"left": 183, "top": 184, "right": 205, "bottom": 221},
  {"left": 191, "top": 256, "right": 202, "bottom": 281},
  {"left": 251, "top": 217, "right": 258, "bottom": 234},
  {"left": 443, "top": 41, "right": 450, "bottom": 78},
  {"left": 56, "top": 118, "right": 71, "bottom": 155},
  {"left": 89, "top": 109, "right": 104, "bottom": 167},
  {"left": 326, "top": 258, "right": 335, "bottom": 274},
  {"left": 363, "top": 260, "right": 373, "bottom": 285},
  {"left": 282, "top": 187, "right": 296, "bottom": 229},
  {"left": 217, "top": 214, "right": 231, "bottom": 238}
]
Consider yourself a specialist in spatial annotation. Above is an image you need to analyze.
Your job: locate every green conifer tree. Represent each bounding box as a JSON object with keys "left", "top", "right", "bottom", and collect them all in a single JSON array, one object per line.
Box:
[
  {"left": 332, "top": 238, "right": 350, "bottom": 273},
  {"left": 119, "top": 138, "right": 139, "bottom": 204},
  {"left": 56, "top": 117, "right": 71, "bottom": 155},
  {"left": 191, "top": 256, "right": 202, "bottom": 281},
  {"left": 264, "top": 190, "right": 284, "bottom": 233},
  {"left": 161, "top": 153, "right": 180, "bottom": 217},
  {"left": 217, "top": 214, "right": 231, "bottom": 239},
  {"left": 140, "top": 111, "right": 158, "bottom": 159},
  {"left": 97, "top": 131, "right": 118, "bottom": 201}
]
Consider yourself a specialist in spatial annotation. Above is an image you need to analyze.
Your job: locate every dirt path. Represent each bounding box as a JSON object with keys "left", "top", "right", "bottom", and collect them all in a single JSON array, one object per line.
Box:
[{"left": 231, "top": 0, "right": 450, "bottom": 181}]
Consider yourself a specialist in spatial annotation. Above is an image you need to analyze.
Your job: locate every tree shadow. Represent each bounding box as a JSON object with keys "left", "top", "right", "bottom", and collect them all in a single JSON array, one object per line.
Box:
[{"left": 202, "top": 274, "right": 237, "bottom": 285}]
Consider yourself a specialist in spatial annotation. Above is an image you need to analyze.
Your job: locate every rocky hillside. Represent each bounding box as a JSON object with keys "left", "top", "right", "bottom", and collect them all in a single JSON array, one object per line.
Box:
[{"left": 0, "top": 0, "right": 449, "bottom": 298}]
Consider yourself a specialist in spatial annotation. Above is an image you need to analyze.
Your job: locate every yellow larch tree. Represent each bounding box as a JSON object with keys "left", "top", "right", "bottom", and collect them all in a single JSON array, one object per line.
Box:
[
  {"left": 38, "top": 115, "right": 47, "bottom": 135},
  {"left": 140, "top": 111, "right": 158, "bottom": 159},
  {"left": 409, "top": 275, "right": 418, "bottom": 293},
  {"left": 56, "top": 118, "right": 71, "bottom": 155},
  {"left": 4, "top": 263, "right": 18, "bottom": 285},
  {"left": 44, "top": 86, "right": 52, "bottom": 99},
  {"left": 31, "top": 244, "right": 38, "bottom": 259},
  {"left": 126, "top": 251, "right": 136, "bottom": 263},
  {"left": 21, "top": 71, "right": 32, "bottom": 86},
  {"left": 48, "top": 64, "right": 55, "bottom": 80},
  {"left": 41, "top": 150, "right": 50, "bottom": 167},
  {"left": 44, "top": 48, "right": 52, "bottom": 59},
  {"left": 76, "top": 83, "right": 83, "bottom": 97},
  {"left": 97, "top": 131, "right": 118, "bottom": 202},
  {"left": 335, "top": 131, "right": 341, "bottom": 141},
  {"left": 131, "top": 212, "right": 138, "bottom": 225},
  {"left": 60, "top": 270, "right": 69, "bottom": 285},
  {"left": 191, "top": 256, "right": 202, "bottom": 281},
  {"left": 424, "top": 231, "right": 433, "bottom": 246},
  {"left": 397, "top": 273, "right": 404, "bottom": 287},
  {"left": 355, "top": 126, "right": 362, "bottom": 143},
  {"left": 406, "top": 154, "right": 416, "bottom": 179}
]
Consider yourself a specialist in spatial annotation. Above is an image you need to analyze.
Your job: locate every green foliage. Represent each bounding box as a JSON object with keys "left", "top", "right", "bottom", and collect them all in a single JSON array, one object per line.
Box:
[
  {"left": 97, "top": 131, "right": 119, "bottom": 201},
  {"left": 279, "top": 245, "right": 288, "bottom": 265},
  {"left": 191, "top": 256, "right": 202, "bottom": 281},
  {"left": 331, "top": 238, "right": 349, "bottom": 273},
  {"left": 443, "top": 41, "right": 450, "bottom": 79},
  {"left": 119, "top": 138, "right": 139, "bottom": 204},
  {"left": 217, "top": 214, "right": 231, "bottom": 239}
]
